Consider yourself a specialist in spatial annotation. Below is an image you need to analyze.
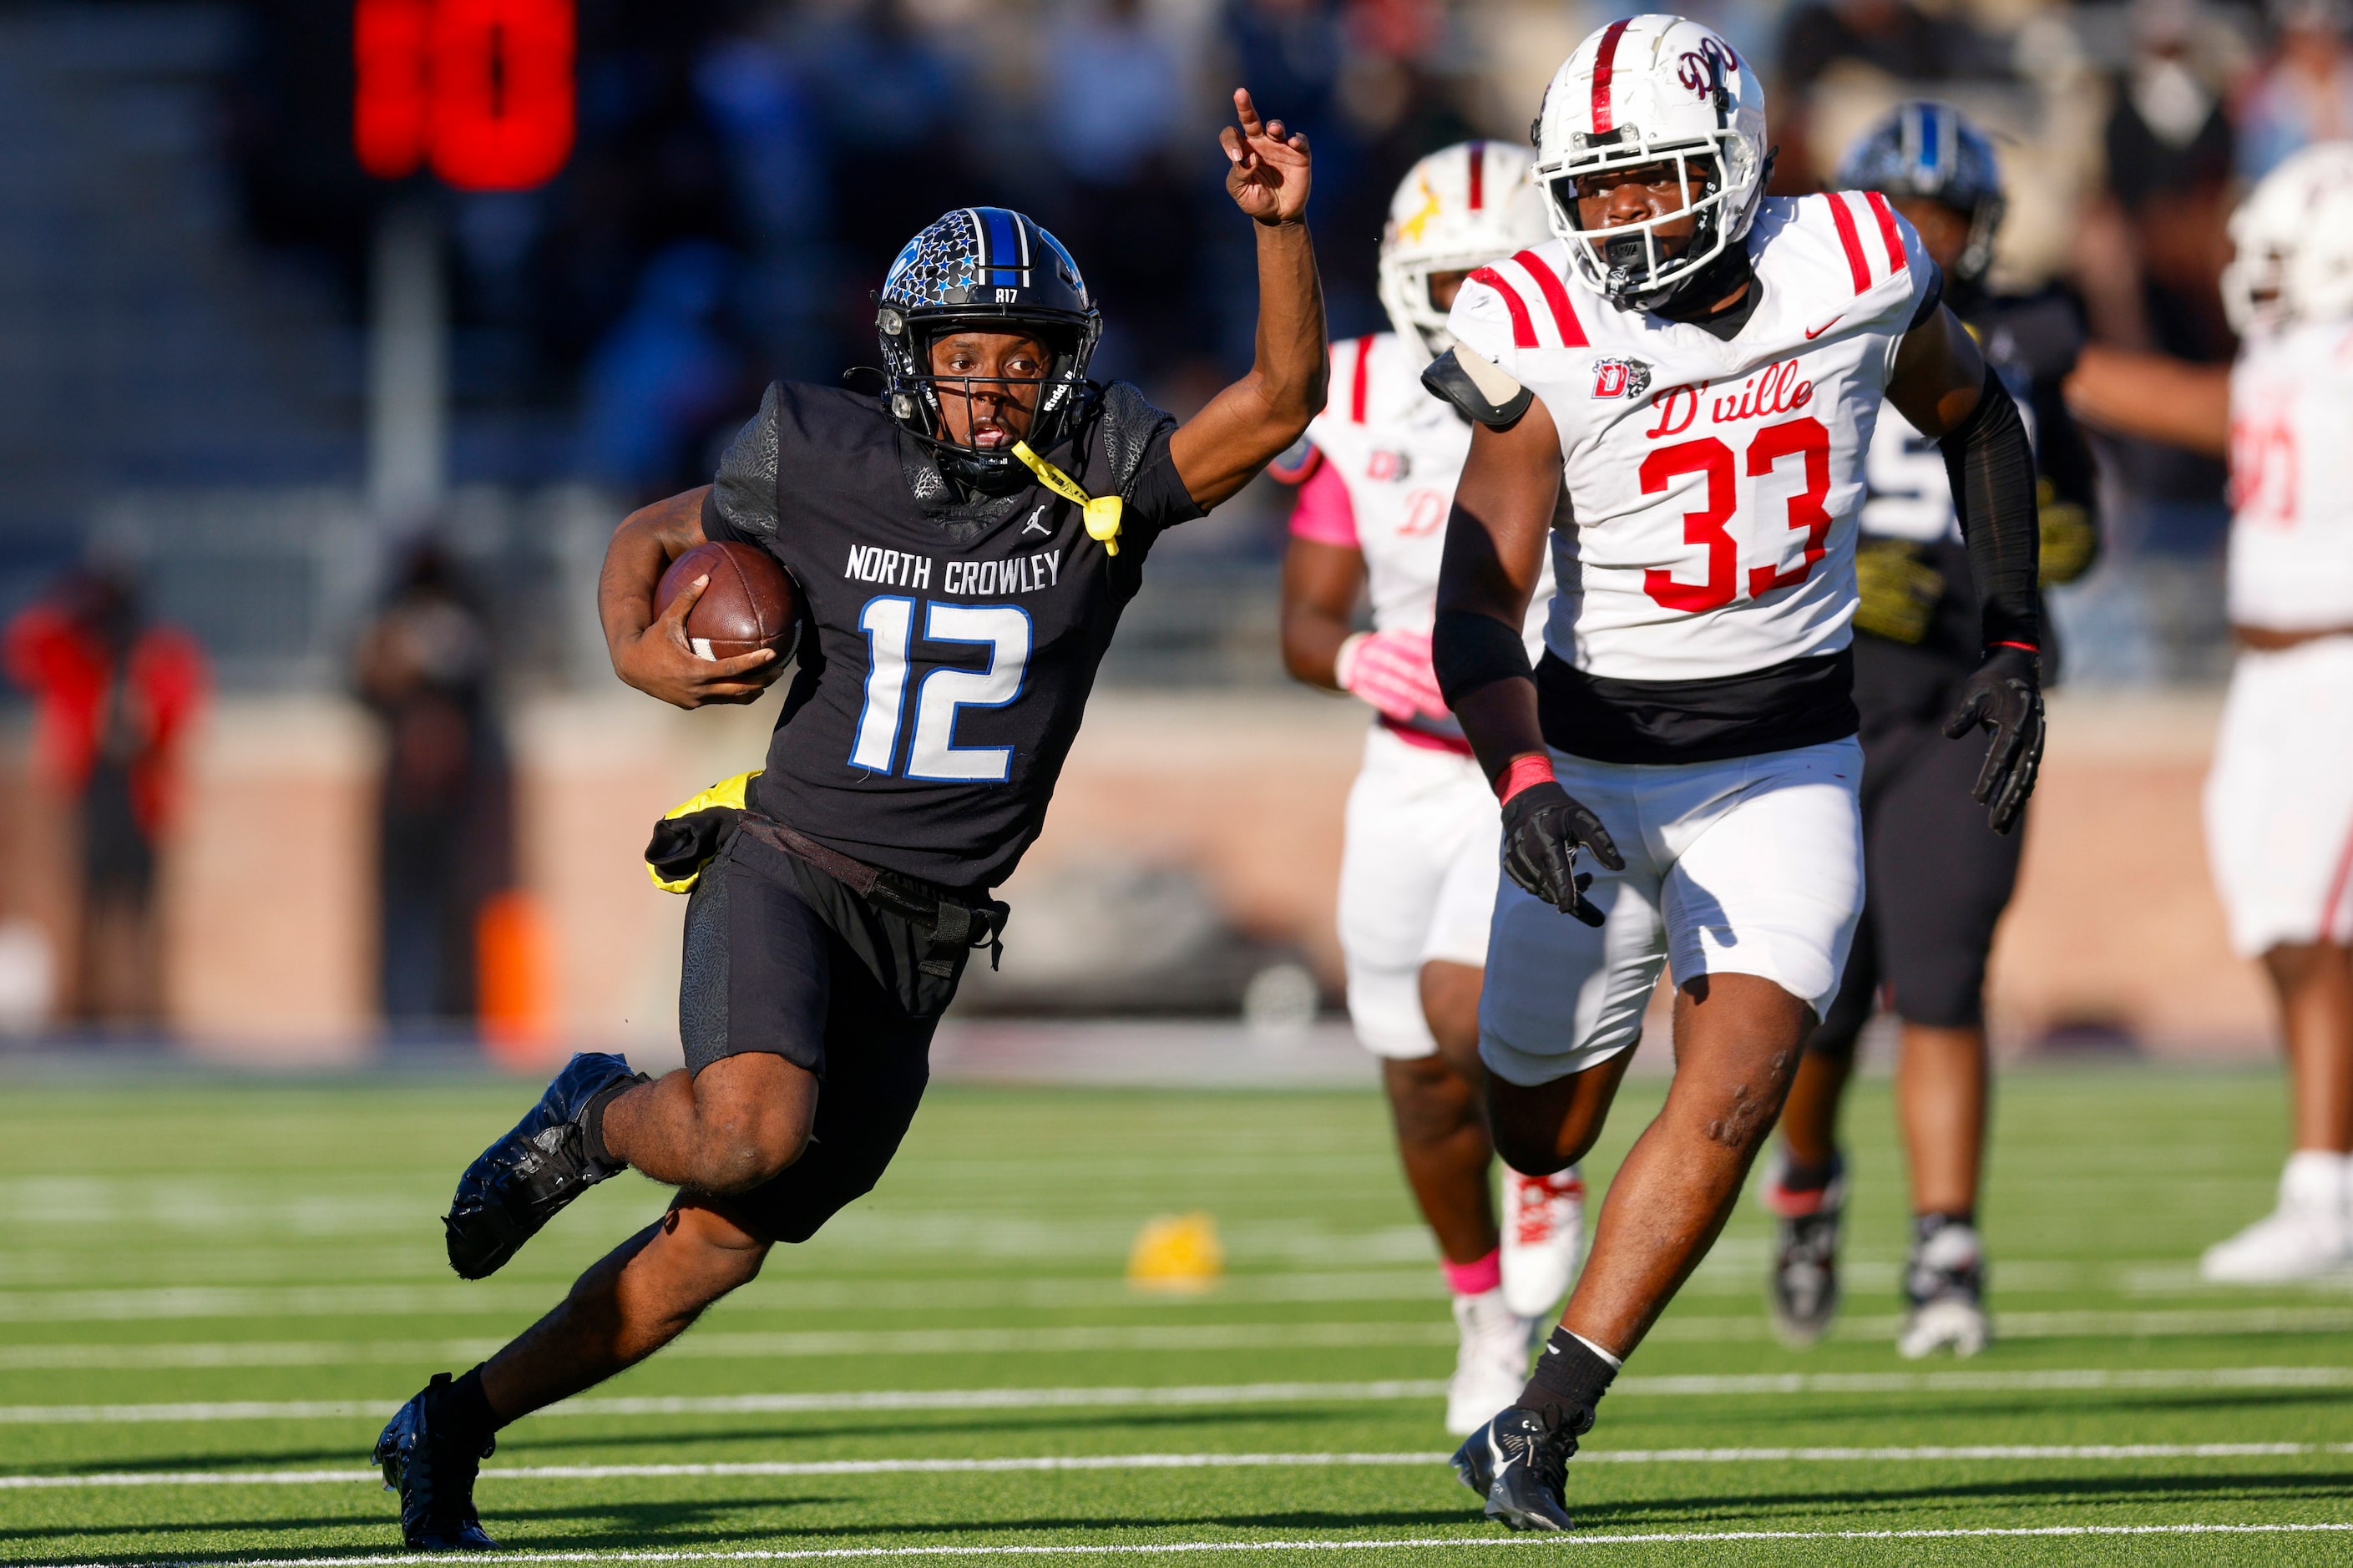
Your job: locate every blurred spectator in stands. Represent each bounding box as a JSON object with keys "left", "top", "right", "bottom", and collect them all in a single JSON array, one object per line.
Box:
[
  {"left": 1771, "top": 0, "right": 2009, "bottom": 190},
  {"left": 356, "top": 544, "right": 514, "bottom": 1031},
  {"left": 1045, "top": 0, "right": 1207, "bottom": 382},
  {"left": 576, "top": 240, "right": 749, "bottom": 498},
  {"left": 798, "top": 0, "right": 982, "bottom": 272},
  {"left": 694, "top": 13, "right": 833, "bottom": 380},
  {"left": 2064, "top": 0, "right": 2242, "bottom": 679},
  {"left": 2239, "top": 0, "right": 2353, "bottom": 178},
  {"left": 3, "top": 567, "right": 206, "bottom": 1026}
]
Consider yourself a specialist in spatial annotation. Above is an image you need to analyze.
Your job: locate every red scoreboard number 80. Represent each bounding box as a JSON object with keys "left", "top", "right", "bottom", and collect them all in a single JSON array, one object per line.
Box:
[{"left": 354, "top": 0, "right": 574, "bottom": 192}]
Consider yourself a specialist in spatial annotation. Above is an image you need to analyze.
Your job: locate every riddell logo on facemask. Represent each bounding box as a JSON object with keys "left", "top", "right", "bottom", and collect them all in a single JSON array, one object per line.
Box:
[{"left": 1591, "top": 357, "right": 1652, "bottom": 399}]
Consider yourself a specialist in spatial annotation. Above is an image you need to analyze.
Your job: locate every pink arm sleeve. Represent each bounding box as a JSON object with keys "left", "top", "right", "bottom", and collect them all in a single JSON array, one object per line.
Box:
[{"left": 1287, "top": 458, "right": 1359, "bottom": 548}]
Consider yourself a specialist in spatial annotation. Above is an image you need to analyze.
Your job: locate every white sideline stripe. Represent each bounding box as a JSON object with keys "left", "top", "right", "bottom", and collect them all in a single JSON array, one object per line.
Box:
[
  {"left": 20, "top": 1522, "right": 2353, "bottom": 1565},
  {"left": 9, "top": 1364, "right": 2353, "bottom": 1424},
  {"left": 8, "top": 1442, "right": 2350, "bottom": 1490},
  {"left": 19, "top": 1305, "right": 2353, "bottom": 1370}
]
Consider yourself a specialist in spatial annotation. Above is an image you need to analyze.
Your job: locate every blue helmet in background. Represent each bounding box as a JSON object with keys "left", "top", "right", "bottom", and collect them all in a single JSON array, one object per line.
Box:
[
  {"left": 1837, "top": 102, "right": 2006, "bottom": 286},
  {"left": 877, "top": 207, "right": 1102, "bottom": 487}
]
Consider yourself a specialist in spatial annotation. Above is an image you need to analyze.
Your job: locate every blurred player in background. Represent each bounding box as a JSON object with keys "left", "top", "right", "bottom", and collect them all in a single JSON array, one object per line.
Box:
[
  {"left": 1278, "top": 142, "right": 1581, "bottom": 1436},
  {"left": 1759, "top": 104, "right": 2101, "bottom": 1359},
  {"left": 2069, "top": 143, "right": 2353, "bottom": 1283},
  {"left": 1432, "top": 16, "right": 2044, "bottom": 1530},
  {"left": 370, "top": 93, "right": 1328, "bottom": 1551}
]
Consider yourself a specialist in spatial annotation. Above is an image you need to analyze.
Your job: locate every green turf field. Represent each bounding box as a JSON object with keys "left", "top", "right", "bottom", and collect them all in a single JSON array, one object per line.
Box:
[{"left": 2, "top": 1065, "right": 2350, "bottom": 1565}]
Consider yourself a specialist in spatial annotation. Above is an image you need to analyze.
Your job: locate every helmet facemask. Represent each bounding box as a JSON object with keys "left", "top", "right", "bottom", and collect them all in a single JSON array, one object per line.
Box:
[
  {"left": 1544, "top": 131, "right": 1759, "bottom": 311},
  {"left": 878, "top": 304, "right": 1097, "bottom": 493}
]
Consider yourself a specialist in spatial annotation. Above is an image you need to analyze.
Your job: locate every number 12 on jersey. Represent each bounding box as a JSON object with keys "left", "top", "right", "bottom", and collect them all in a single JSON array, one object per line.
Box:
[{"left": 852, "top": 598, "right": 1033, "bottom": 782}]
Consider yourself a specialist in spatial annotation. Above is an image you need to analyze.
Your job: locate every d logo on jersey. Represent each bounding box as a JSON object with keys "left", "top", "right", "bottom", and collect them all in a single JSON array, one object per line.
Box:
[{"left": 1591, "top": 357, "right": 1653, "bottom": 400}]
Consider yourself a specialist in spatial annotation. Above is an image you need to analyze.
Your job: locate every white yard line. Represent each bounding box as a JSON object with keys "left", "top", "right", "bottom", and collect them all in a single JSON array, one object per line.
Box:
[
  {"left": 16, "top": 1305, "right": 2353, "bottom": 1371},
  {"left": 6, "top": 1443, "right": 2350, "bottom": 1490},
  {"left": 9, "top": 1365, "right": 2353, "bottom": 1424},
  {"left": 20, "top": 1521, "right": 2353, "bottom": 1565}
]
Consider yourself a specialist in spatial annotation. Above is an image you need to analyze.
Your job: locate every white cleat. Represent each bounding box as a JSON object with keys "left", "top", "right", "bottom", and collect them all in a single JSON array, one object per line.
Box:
[
  {"left": 1898, "top": 1219, "right": 1990, "bottom": 1360},
  {"left": 1501, "top": 1166, "right": 1586, "bottom": 1319},
  {"left": 2201, "top": 1155, "right": 2353, "bottom": 1282},
  {"left": 1898, "top": 1294, "right": 1991, "bottom": 1359},
  {"left": 1446, "top": 1286, "right": 1537, "bottom": 1437}
]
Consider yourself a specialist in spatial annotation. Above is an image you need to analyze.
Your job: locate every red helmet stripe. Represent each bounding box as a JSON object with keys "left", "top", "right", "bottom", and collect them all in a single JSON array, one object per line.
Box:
[
  {"left": 1863, "top": 190, "right": 1909, "bottom": 274},
  {"left": 1466, "top": 141, "right": 1486, "bottom": 210},
  {"left": 1826, "top": 193, "right": 1872, "bottom": 295},
  {"left": 1469, "top": 266, "right": 1538, "bottom": 347},
  {"left": 1350, "top": 335, "right": 1374, "bottom": 422},
  {"left": 1590, "top": 18, "right": 1632, "bottom": 134},
  {"left": 1512, "top": 250, "right": 1587, "bottom": 347}
]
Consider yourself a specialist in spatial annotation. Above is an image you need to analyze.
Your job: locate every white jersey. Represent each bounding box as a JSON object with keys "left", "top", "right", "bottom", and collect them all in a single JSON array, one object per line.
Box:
[
  {"left": 1446, "top": 193, "right": 1936, "bottom": 684},
  {"left": 1303, "top": 331, "right": 1551, "bottom": 650},
  {"left": 2228, "top": 318, "right": 2353, "bottom": 630}
]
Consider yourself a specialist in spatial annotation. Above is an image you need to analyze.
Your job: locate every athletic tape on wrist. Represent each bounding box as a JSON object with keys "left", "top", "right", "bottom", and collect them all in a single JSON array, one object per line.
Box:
[{"left": 1497, "top": 753, "right": 1556, "bottom": 803}]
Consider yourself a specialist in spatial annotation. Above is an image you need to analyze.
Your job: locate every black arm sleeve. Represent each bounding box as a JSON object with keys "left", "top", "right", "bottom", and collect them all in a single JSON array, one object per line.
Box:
[
  {"left": 1433, "top": 609, "right": 1535, "bottom": 706},
  {"left": 1939, "top": 362, "right": 2042, "bottom": 651},
  {"left": 709, "top": 382, "right": 784, "bottom": 542}
]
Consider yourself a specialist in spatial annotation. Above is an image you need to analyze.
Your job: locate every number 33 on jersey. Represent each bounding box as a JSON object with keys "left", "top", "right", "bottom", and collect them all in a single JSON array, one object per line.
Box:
[{"left": 1447, "top": 191, "right": 1937, "bottom": 684}]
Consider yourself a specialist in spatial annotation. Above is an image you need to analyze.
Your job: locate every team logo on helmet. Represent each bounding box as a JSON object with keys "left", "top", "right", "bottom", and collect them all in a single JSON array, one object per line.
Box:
[
  {"left": 1590, "top": 357, "right": 1652, "bottom": 400},
  {"left": 1676, "top": 38, "right": 1738, "bottom": 99}
]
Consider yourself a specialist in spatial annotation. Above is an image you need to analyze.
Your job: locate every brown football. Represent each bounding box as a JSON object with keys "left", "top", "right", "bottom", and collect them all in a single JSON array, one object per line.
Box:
[{"left": 654, "top": 540, "right": 800, "bottom": 662}]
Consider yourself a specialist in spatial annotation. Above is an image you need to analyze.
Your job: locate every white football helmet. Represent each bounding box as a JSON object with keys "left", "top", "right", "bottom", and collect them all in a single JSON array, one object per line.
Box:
[
  {"left": 1378, "top": 141, "right": 1552, "bottom": 358},
  {"left": 1531, "top": 13, "right": 1769, "bottom": 311},
  {"left": 2223, "top": 141, "right": 2353, "bottom": 332}
]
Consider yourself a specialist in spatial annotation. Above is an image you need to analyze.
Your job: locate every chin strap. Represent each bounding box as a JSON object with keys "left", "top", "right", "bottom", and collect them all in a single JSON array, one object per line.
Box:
[{"left": 1011, "top": 440, "right": 1125, "bottom": 555}]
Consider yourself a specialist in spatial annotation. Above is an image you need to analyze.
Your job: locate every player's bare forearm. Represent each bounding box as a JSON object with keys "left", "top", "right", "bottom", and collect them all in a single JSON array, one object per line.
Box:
[
  {"left": 1886, "top": 306, "right": 1987, "bottom": 438},
  {"left": 1170, "top": 91, "right": 1328, "bottom": 508},
  {"left": 599, "top": 485, "right": 778, "bottom": 710},
  {"left": 2063, "top": 344, "right": 2230, "bottom": 457},
  {"left": 1279, "top": 539, "right": 1362, "bottom": 690},
  {"left": 1435, "top": 408, "right": 1560, "bottom": 781},
  {"left": 599, "top": 488, "right": 709, "bottom": 647}
]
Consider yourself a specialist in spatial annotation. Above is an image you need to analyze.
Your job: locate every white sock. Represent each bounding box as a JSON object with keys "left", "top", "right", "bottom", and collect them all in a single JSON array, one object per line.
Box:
[{"left": 1570, "top": 1332, "right": 1622, "bottom": 1370}]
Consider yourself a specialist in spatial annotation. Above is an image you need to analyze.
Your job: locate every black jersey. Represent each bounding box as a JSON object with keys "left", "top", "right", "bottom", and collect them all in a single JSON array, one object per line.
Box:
[
  {"left": 705, "top": 380, "right": 1202, "bottom": 894},
  {"left": 1853, "top": 287, "right": 2098, "bottom": 723}
]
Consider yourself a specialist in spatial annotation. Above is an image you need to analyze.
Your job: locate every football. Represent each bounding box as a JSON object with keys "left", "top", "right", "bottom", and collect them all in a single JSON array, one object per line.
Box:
[{"left": 654, "top": 540, "right": 799, "bottom": 662}]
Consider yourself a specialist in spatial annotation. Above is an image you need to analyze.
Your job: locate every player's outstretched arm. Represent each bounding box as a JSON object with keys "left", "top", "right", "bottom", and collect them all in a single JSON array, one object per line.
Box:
[
  {"left": 1889, "top": 306, "right": 2045, "bottom": 834},
  {"left": 599, "top": 485, "right": 780, "bottom": 710},
  {"left": 1433, "top": 400, "right": 1622, "bottom": 926},
  {"left": 2062, "top": 343, "right": 2229, "bottom": 458},
  {"left": 1167, "top": 89, "right": 1328, "bottom": 508}
]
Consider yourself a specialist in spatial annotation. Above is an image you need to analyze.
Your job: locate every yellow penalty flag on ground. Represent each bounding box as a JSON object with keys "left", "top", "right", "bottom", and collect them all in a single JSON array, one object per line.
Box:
[{"left": 1126, "top": 1211, "right": 1225, "bottom": 1293}]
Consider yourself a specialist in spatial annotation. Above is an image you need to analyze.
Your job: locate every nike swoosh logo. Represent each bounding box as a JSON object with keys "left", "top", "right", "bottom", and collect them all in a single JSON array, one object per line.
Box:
[{"left": 1804, "top": 314, "right": 1844, "bottom": 340}]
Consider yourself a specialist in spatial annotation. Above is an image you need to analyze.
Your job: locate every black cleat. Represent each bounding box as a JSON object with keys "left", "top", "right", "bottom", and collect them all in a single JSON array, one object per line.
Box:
[
  {"left": 1762, "top": 1149, "right": 1844, "bottom": 1348},
  {"left": 1450, "top": 1402, "right": 1590, "bottom": 1531},
  {"left": 443, "top": 1052, "right": 646, "bottom": 1279},
  {"left": 374, "top": 1373, "right": 497, "bottom": 1550}
]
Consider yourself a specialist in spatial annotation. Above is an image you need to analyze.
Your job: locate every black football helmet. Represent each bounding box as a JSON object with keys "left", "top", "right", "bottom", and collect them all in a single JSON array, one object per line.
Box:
[
  {"left": 876, "top": 207, "right": 1102, "bottom": 491},
  {"left": 1838, "top": 102, "right": 2006, "bottom": 287}
]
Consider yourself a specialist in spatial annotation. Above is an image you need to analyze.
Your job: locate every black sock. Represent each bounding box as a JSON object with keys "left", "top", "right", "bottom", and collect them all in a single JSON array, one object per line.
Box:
[
  {"left": 1780, "top": 1151, "right": 1843, "bottom": 1191},
  {"left": 1518, "top": 1327, "right": 1617, "bottom": 1419},
  {"left": 582, "top": 1075, "right": 645, "bottom": 1168},
  {"left": 1914, "top": 1210, "right": 1975, "bottom": 1242},
  {"left": 433, "top": 1364, "right": 503, "bottom": 1444}
]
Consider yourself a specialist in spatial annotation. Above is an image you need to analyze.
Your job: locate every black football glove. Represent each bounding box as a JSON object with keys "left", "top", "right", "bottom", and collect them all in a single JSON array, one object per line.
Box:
[
  {"left": 1941, "top": 646, "right": 2044, "bottom": 836},
  {"left": 1501, "top": 781, "right": 1626, "bottom": 927}
]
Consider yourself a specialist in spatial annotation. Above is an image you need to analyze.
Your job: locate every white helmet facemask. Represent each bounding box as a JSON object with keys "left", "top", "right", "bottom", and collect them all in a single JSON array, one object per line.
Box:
[
  {"left": 1532, "top": 15, "right": 1769, "bottom": 312},
  {"left": 1376, "top": 141, "right": 1552, "bottom": 358}
]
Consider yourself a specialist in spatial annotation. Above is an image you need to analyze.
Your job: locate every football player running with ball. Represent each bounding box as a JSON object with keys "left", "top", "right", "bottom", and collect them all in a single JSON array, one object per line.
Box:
[
  {"left": 2068, "top": 144, "right": 2353, "bottom": 1283},
  {"left": 1278, "top": 141, "right": 1585, "bottom": 1436},
  {"left": 370, "top": 92, "right": 1328, "bottom": 1550},
  {"left": 1432, "top": 18, "right": 2042, "bottom": 1530},
  {"left": 1759, "top": 104, "right": 2101, "bottom": 1360}
]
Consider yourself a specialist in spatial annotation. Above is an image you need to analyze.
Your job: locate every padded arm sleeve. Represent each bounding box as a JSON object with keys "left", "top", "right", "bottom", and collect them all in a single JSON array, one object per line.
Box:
[
  {"left": 1939, "top": 362, "right": 2042, "bottom": 651},
  {"left": 1433, "top": 608, "right": 1536, "bottom": 706}
]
